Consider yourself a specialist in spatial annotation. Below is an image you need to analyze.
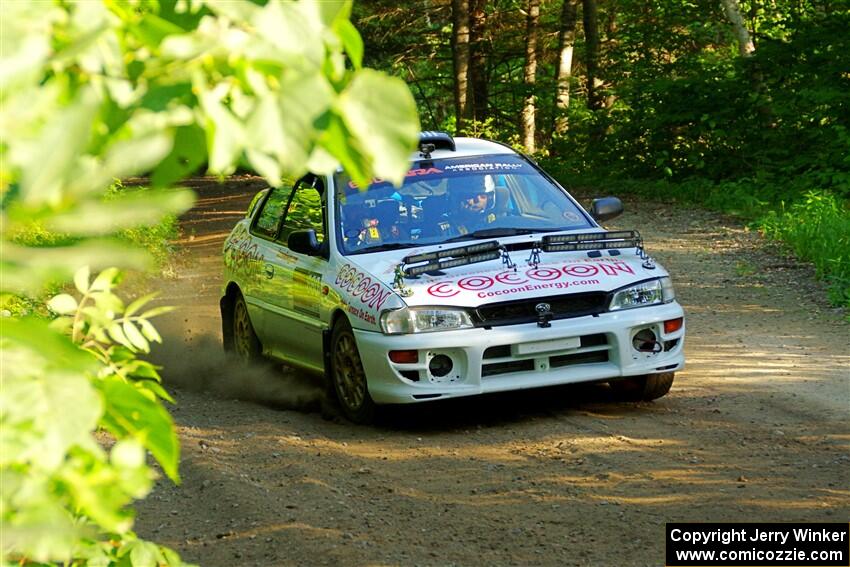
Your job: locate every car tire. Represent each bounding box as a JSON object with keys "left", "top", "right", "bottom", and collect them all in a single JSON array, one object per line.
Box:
[
  {"left": 232, "top": 293, "right": 263, "bottom": 362},
  {"left": 330, "top": 318, "right": 376, "bottom": 424},
  {"left": 610, "top": 372, "right": 675, "bottom": 401}
]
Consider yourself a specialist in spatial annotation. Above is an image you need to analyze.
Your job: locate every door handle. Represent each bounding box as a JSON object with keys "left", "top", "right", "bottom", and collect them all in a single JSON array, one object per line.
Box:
[{"left": 264, "top": 264, "right": 275, "bottom": 279}]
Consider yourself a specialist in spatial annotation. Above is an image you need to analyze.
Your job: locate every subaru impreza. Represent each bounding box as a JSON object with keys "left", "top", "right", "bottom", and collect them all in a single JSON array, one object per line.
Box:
[{"left": 221, "top": 132, "right": 685, "bottom": 422}]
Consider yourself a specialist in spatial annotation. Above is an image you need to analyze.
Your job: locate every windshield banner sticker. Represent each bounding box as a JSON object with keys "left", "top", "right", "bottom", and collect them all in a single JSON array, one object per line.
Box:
[
  {"left": 347, "top": 167, "right": 443, "bottom": 190},
  {"left": 344, "top": 156, "right": 532, "bottom": 191},
  {"left": 335, "top": 264, "right": 393, "bottom": 310},
  {"left": 426, "top": 261, "right": 634, "bottom": 298},
  {"left": 443, "top": 162, "right": 524, "bottom": 172}
]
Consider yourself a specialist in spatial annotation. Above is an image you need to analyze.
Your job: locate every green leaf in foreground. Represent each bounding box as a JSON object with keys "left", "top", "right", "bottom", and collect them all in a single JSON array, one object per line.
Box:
[{"left": 96, "top": 376, "right": 180, "bottom": 483}]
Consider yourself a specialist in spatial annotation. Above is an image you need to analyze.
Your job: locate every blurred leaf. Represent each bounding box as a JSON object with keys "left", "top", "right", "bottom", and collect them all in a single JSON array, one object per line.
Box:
[
  {"left": 138, "top": 379, "right": 174, "bottom": 404},
  {"left": 151, "top": 126, "right": 207, "bottom": 187},
  {"left": 140, "top": 306, "right": 174, "bottom": 319},
  {"left": 335, "top": 19, "right": 363, "bottom": 69},
  {"left": 129, "top": 539, "right": 163, "bottom": 567},
  {"left": 1, "top": 240, "right": 150, "bottom": 295},
  {"left": 125, "top": 293, "right": 158, "bottom": 317},
  {"left": 107, "top": 323, "right": 134, "bottom": 350},
  {"left": 337, "top": 69, "right": 419, "bottom": 187},
  {"left": 251, "top": 0, "right": 323, "bottom": 67},
  {"left": 317, "top": 113, "right": 369, "bottom": 188},
  {"left": 123, "top": 321, "right": 149, "bottom": 352},
  {"left": 47, "top": 189, "right": 194, "bottom": 236},
  {"left": 198, "top": 84, "right": 245, "bottom": 175},
  {"left": 0, "top": 318, "right": 97, "bottom": 372},
  {"left": 74, "top": 266, "right": 91, "bottom": 294},
  {"left": 84, "top": 132, "right": 175, "bottom": 197},
  {"left": 13, "top": 87, "right": 99, "bottom": 207},
  {"left": 47, "top": 294, "right": 78, "bottom": 315},
  {"left": 133, "top": 13, "right": 185, "bottom": 49},
  {"left": 0, "top": 323, "right": 102, "bottom": 471},
  {"left": 91, "top": 268, "right": 122, "bottom": 293},
  {"left": 97, "top": 376, "right": 180, "bottom": 482}
]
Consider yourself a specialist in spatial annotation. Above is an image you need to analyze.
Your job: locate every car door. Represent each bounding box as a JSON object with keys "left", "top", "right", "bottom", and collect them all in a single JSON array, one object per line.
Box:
[
  {"left": 261, "top": 175, "right": 328, "bottom": 373},
  {"left": 241, "top": 183, "right": 294, "bottom": 348}
]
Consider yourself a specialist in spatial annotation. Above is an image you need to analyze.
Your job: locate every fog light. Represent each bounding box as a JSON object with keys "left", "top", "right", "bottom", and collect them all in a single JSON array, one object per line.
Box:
[
  {"left": 664, "top": 317, "right": 684, "bottom": 334},
  {"left": 632, "top": 328, "right": 661, "bottom": 353},
  {"left": 429, "top": 354, "right": 453, "bottom": 377},
  {"left": 389, "top": 350, "right": 418, "bottom": 363}
]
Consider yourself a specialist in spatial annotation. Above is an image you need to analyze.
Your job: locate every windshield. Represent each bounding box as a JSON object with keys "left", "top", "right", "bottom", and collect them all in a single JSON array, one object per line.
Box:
[{"left": 333, "top": 154, "right": 592, "bottom": 255}]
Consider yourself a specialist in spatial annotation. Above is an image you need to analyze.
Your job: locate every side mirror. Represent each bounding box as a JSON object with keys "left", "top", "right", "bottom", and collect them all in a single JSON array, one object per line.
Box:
[
  {"left": 288, "top": 229, "right": 322, "bottom": 256},
  {"left": 590, "top": 197, "right": 624, "bottom": 223}
]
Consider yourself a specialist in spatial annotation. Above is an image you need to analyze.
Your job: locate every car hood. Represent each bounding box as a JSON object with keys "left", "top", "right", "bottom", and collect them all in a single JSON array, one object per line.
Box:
[{"left": 343, "top": 239, "right": 667, "bottom": 308}]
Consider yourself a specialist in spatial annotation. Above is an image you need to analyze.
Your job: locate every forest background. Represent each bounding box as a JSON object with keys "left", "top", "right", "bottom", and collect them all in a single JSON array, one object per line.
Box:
[
  {"left": 356, "top": 0, "right": 850, "bottom": 308},
  {"left": 1, "top": 0, "right": 847, "bottom": 565}
]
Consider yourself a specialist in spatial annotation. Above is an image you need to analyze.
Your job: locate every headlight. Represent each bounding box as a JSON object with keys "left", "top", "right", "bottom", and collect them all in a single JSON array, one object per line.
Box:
[
  {"left": 609, "top": 277, "right": 675, "bottom": 311},
  {"left": 380, "top": 307, "right": 474, "bottom": 334}
]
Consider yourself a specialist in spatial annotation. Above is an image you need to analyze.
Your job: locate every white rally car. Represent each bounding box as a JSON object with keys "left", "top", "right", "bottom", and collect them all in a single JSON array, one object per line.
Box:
[{"left": 221, "top": 133, "right": 685, "bottom": 422}]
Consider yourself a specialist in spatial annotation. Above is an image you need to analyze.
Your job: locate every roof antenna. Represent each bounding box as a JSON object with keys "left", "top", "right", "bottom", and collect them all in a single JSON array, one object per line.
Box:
[{"left": 419, "top": 142, "right": 435, "bottom": 159}]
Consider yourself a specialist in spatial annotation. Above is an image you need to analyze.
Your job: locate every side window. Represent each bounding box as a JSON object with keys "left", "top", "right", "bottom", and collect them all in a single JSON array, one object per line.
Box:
[
  {"left": 280, "top": 183, "right": 326, "bottom": 247},
  {"left": 253, "top": 185, "right": 293, "bottom": 238}
]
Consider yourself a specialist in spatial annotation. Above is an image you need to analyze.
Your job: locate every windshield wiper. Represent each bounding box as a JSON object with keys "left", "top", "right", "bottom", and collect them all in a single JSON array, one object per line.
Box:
[
  {"left": 442, "top": 227, "right": 554, "bottom": 244},
  {"left": 349, "top": 242, "right": 420, "bottom": 255}
]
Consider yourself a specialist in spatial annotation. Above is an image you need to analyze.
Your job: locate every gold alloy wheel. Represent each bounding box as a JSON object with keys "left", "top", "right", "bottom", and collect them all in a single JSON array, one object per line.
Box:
[
  {"left": 233, "top": 296, "right": 254, "bottom": 359},
  {"left": 332, "top": 330, "right": 366, "bottom": 411}
]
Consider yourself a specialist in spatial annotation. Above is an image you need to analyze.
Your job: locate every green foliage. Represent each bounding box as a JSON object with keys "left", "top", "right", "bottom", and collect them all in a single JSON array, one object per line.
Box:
[
  {"left": 1, "top": 0, "right": 420, "bottom": 565},
  {"left": 1, "top": 267, "right": 188, "bottom": 565},
  {"left": 547, "top": 157, "right": 850, "bottom": 310},
  {"left": 759, "top": 191, "right": 850, "bottom": 308}
]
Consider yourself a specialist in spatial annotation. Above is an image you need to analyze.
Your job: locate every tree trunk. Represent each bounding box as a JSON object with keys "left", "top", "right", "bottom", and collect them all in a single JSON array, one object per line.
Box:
[
  {"left": 521, "top": 0, "right": 540, "bottom": 153},
  {"left": 582, "top": 0, "right": 601, "bottom": 112},
  {"left": 720, "top": 0, "right": 756, "bottom": 56},
  {"left": 553, "top": 0, "right": 579, "bottom": 136},
  {"left": 451, "top": 0, "right": 472, "bottom": 134},
  {"left": 469, "top": 0, "right": 488, "bottom": 124}
]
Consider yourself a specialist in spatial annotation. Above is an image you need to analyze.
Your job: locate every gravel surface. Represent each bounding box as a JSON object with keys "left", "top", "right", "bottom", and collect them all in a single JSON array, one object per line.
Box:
[{"left": 136, "top": 177, "right": 849, "bottom": 567}]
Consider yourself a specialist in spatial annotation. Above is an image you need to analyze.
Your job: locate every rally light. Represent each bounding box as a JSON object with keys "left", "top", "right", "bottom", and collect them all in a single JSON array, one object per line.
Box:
[
  {"left": 543, "top": 230, "right": 639, "bottom": 244},
  {"left": 428, "top": 354, "right": 454, "bottom": 378},
  {"left": 541, "top": 230, "right": 641, "bottom": 253},
  {"left": 664, "top": 317, "right": 684, "bottom": 334},
  {"left": 543, "top": 239, "right": 641, "bottom": 253},
  {"left": 403, "top": 241, "right": 501, "bottom": 265}
]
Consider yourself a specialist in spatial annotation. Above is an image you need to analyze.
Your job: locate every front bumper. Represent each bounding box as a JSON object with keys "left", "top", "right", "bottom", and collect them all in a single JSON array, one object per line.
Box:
[{"left": 354, "top": 302, "right": 685, "bottom": 404}]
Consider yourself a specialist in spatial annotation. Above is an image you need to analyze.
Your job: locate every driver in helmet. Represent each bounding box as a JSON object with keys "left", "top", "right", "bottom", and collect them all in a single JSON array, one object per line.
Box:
[{"left": 440, "top": 175, "right": 498, "bottom": 236}]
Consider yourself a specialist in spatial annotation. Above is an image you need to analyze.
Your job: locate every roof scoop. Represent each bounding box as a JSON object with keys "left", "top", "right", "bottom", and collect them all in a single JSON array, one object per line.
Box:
[{"left": 419, "top": 131, "right": 455, "bottom": 158}]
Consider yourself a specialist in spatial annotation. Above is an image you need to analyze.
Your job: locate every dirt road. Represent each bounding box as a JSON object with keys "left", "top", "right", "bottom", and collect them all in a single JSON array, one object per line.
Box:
[{"left": 137, "top": 177, "right": 849, "bottom": 567}]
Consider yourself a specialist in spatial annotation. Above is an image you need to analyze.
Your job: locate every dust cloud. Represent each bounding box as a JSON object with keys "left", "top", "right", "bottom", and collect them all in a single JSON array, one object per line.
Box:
[{"left": 149, "top": 334, "right": 324, "bottom": 411}]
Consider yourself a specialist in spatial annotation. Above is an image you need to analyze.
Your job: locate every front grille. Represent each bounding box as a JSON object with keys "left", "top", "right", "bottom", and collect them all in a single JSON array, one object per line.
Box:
[
  {"left": 482, "top": 359, "right": 535, "bottom": 377},
  {"left": 474, "top": 292, "right": 608, "bottom": 327},
  {"left": 550, "top": 350, "right": 608, "bottom": 368},
  {"left": 480, "top": 333, "right": 611, "bottom": 378}
]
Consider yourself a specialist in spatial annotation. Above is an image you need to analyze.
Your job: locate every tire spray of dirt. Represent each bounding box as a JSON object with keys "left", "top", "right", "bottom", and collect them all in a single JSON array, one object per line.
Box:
[{"left": 149, "top": 334, "right": 323, "bottom": 411}]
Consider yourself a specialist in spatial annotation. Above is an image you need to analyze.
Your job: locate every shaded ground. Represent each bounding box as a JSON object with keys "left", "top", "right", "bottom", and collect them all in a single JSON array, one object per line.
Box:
[{"left": 137, "top": 177, "right": 849, "bottom": 567}]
